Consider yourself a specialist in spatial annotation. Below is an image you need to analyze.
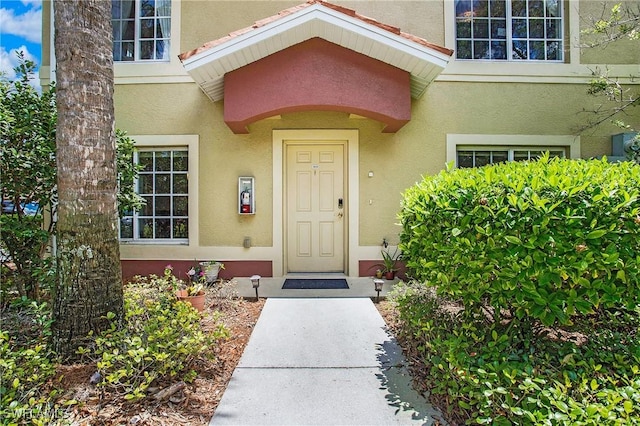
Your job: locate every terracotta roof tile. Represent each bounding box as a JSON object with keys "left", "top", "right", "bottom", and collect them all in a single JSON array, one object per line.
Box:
[{"left": 179, "top": 0, "right": 452, "bottom": 62}]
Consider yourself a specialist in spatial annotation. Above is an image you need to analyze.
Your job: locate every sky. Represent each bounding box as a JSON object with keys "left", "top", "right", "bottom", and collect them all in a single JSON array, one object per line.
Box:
[{"left": 0, "top": 0, "right": 42, "bottom": 87}]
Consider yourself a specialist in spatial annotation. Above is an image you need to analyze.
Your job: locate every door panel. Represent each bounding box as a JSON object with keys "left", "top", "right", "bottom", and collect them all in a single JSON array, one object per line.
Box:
[{"left": 287, "top": 144, "right": 344, "bottom": 272}]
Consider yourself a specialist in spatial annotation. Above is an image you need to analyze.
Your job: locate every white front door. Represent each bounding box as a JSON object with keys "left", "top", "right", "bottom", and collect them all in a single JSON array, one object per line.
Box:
[{"left": 286, "top": 143, "right": 345, "bottom": 272}]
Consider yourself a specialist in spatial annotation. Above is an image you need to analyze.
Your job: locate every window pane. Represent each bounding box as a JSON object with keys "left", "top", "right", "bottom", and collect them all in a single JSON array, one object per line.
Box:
[
  {"left": 140, "top": 18, "right": 155, "bottom": 38},
  {"left": 491, "top": 41, "right": 507, "bottom": 59},
  {"left": 140, "top": 41, "right": 154, "bottom": 60},
  {"left": 529, "top": 41, "right": 545, "bottom": 59},
  {"left": 141, "top": 196, "right": 154, "bottom": 215},
  {"left": 546, "top": 19, "right": 561, "bottom": 38},
  {"left": 173, "top": 151, "right": 188, "bottom": 171},
  {"left": 514, "top": 151, "right": 531, "bottom": 161},
  {"left": 457, "top": 40, "right": 472, "bottom": 58},
  {"left": 529, "top": 0, "right": 545, "bottom": 17},
  {"left": 155, "top": 152, "right": 171, "bottom": 171},
  {"left": 546, "top": 41, "right": 561, "bottom": 60},
  {"left": 491, "top": 19, "right": 507, "bottom": 38},
  {"left": 512, "top": 0, "right": 527, "bottom": 16},
  {"left": 173, "top": 219, "right": 188, "bottom": 239},
  {"left": 530, "top": 19, "right": 544, "bottom": 38},
  {"left": 139, "top": 152, "right": 154, "bottom": 171},
  {"left": 139, "top": 218, "right": 154, "bottom": 239},
  {"left": 491, "top": 151, "right": 508, "bottom": 163},
  {"left": 458, "top": 151, "right": 474, "bottom": 168},
  {"left": 457, "top": 20, "right": 472, "bottom": 38},
  {"left": 138, "top": 174, "right": 153, "bottom": 193},
  {"left": 155, "top": 219, "right": 171, "bottom": 238},
  {"left": 512, "top": 40, "right": 528, "bottom": 59},
  {"left": 456, "top": 0, "right": 472, "bottom": 17},
  {"left": 155, "top": 174, "right": 170, "bottom": 193},
  {"left": 474, "top": 0, "right": 489, "bottom": 17},
  {"left": 474, "top": 41, "right": 490, "bottom": 59},
  {"left": 512, "top": 19, "right": 528, "bottom": 38},
  {"left": 173, "top": 174, "right": 188, "bottom": 194},
  {"left": 173, "top": 196, "right": 188, "bottom": 216},
  {"left": 120, "top": 217, "right": 133, "bottom": 239},
  {"left": 490, "top": 0, "right": 506, "bottom": 17},
  {"left": 156, "top": 196, "right": 170, "bottom": 216},
  {"left": 473, "top": 20, "right": 489, "bottom": 38},
  {"left": 546, "top": 0, "right": 560, "bottom": 17},
  {"left": 475, "top": 151, "right": 491, "bottom": 167},
  {"left": 140, "top": 0, "right": 156, "bottom": 17}
]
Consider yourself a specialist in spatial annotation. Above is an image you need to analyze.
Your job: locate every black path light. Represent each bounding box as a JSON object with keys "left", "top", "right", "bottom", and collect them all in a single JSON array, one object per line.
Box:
[
  {"left": 250, "top": 274, "right": 261, "bottom": 299},
  {"left": 373, "top": 278, "right": 384, "bottom": 303}
]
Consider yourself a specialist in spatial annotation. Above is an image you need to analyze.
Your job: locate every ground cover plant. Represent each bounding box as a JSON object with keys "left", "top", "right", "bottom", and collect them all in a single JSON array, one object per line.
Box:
[
  {"left": 395, "top": 155, "right": 640, "bottom": 424},
  {"left": 0, "top": 272, "right": 260, "bottom": 425}
]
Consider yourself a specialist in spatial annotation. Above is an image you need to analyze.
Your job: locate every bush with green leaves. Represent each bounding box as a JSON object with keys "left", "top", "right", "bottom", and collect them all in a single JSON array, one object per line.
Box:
[
  {"left": 1, "top": 54, "right": 144, "bottom": 302},
  {"left": 78, "top": 275, "right": 229, "bottom": 401},
  {"left": 399, "top": 156, "right": 640, "bottom": 327},
  {"left": 395, "top": 155, "right": 640, "bottom": 424},
  {"left": 0, "top": 300, "right": 64, "bottom": 425},
  {"left": 390, "top": 281, "right": 640, "bottom": 425}
]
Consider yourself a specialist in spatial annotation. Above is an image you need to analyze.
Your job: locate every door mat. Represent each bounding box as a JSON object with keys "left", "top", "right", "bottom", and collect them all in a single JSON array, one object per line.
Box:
[{"left": 282, "top": 279, "right": 349, "bottom": 289}]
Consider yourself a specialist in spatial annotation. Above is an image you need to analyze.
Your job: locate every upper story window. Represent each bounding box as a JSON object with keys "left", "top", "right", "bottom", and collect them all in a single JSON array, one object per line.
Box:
[
  {"left": 455, "top": 0, "right": 563, "bottom": 61},
  {"left": 112, "top": 0, "right": 171, "bottom": 62}
]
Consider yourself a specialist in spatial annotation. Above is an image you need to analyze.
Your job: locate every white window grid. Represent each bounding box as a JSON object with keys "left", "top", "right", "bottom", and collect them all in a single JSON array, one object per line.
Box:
[
  {"left": 455, "top": 0, "right": 564, "bottom": 61},
  {"left": 456, "top": 146, "right": 566, "bottom": 168},
  {"left": 120, "top": 148, "right": 188, "bottom": 241},
  {"left": 112, "top": 0, "right": 171, "bottom": 62}
]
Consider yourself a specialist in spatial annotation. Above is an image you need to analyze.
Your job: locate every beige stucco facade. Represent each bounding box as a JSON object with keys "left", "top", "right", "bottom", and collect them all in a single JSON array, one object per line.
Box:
[{"left": 41, "top": 1, "right": 639, "bottom": 278}]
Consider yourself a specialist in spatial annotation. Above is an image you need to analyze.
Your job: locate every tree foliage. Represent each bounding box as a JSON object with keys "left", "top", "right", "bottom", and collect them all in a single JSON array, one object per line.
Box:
[
  {"left": 582, "top": 2, "right": 640, "bottom": 163},
  {"left": 1, "top": 56, "right": 144, "bottom": 301}
]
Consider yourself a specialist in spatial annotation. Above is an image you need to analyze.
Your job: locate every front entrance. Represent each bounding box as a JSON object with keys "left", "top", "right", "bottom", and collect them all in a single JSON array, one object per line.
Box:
[{"left": 286, "top": 142, "right": 346, "bottom": 272}]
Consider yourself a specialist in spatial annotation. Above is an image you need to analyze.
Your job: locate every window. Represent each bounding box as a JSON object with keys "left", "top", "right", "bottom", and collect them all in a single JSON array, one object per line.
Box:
[
  {"left": 455, "top": 0, "right": 563, "bottom": 61},
  {"left": 457, "top": 147, "right": 565, "bottom": 168},
  {"left": 112, "top": 0, "right": 171, "bottom": 61},
  {"left": 120, "top": 149, "right": 188, "bottom": 241}
]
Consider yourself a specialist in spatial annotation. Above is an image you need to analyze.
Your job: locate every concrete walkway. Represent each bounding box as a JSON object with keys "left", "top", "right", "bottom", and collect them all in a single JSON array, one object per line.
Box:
[{"left": 210, "top": 298, "right": 444, "bottom": 425}]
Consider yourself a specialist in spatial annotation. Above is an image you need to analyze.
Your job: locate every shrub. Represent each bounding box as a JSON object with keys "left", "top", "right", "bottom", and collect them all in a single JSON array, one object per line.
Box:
[
  {"left": 395, "top": 156, "right": 640, "bottom": 424},
  {"left": 79, "top": 274, "right": 229, "bottom": 401},
  {"left": 390, "top": 281, "right": 640, "bottom": 425},
  {"left": 0, "top": 300, "right": 63, "bottom": 425},
  {"left": 399, "top": 156, "right": 640, "bottom": 327}
]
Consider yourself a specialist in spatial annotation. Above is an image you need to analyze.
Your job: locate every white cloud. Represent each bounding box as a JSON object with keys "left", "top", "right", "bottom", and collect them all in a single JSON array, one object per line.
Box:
[
  {"left": 1, "top": 45, "right": 40, "bottom": 89},
  {"left": 0, "top": 6, "right": 42, "bottom": 43}
]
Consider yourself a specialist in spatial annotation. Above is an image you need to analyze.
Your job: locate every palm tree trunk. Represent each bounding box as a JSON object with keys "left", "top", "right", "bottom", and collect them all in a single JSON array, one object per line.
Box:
[{"left": 52, "top": 0, "right": 124, "bottom": 359}]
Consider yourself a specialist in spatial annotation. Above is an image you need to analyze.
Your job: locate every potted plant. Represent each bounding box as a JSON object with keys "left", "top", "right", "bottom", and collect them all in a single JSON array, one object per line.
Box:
[
  {"left": 197, "top": 261, "right": 224, "bottom": 284},
  {"left": 376, "top": 248, "right": 401, "bottom": 280},
  {"left": 176, "top": 283, "right": 206, "bottom": 312}
]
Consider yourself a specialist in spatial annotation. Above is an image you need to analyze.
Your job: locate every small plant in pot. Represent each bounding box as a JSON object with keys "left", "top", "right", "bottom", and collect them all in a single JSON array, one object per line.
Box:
[
  {"left": 176, "top": 282, "right": 206, "bottom": 312},
  {"left": 376, "top": 248, "right": 401, "bottom": 280}
]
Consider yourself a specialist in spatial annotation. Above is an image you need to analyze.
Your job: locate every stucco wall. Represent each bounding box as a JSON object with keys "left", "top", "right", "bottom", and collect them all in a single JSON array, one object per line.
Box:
[
  {"left": 108, "top": 0, "right": 637, "bottom": 268},
  {"left": 114, "top": 80, "right": 626, "bottom": 249}
]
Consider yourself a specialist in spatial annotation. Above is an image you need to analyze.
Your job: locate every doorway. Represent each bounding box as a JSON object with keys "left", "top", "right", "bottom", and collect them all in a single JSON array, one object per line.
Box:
[{"left": 285, "top": 142, "right": 346, "bottom": 272}]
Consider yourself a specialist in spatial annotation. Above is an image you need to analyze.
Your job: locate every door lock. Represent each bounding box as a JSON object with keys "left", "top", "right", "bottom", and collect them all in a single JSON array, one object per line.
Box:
[{"left": 338, "top": 198, "right": 343, "bottom": 209}]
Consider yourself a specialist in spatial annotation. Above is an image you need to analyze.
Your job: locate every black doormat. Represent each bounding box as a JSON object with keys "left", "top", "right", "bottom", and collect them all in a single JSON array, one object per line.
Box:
[{"left": 282, "top": 278, "right": 349, "bottom": 289}]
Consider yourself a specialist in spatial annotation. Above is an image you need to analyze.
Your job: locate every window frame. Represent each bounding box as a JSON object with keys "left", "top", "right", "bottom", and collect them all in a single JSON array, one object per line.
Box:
[
  {"left": 446, "top": 134, "right": 580, "bottom": 168},
  {"left": 454, "top": 0, "right": 565, "bottom": 62},
  {"left": 119, "top": 135, "right": 198, "bottom": 246},
  {"left": 456, "top": 146, "right": 567, "bottom": 167}
]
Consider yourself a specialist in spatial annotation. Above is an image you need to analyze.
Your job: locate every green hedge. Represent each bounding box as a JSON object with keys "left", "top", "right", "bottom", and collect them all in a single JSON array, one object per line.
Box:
[{"left": 399, "top": 156, "right": 640, "bottom": 326}]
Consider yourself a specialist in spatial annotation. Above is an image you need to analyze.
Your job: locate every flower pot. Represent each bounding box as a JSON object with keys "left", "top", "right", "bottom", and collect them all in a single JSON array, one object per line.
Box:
[
  {"left": 199, "top": 261, "right": 222, "bottom": 283},
  {"left": 176, "top": 290, "right": 206, "bottom": 312},
  {"left": 384, "top": 271, "right": 395, "bottom": 280}
]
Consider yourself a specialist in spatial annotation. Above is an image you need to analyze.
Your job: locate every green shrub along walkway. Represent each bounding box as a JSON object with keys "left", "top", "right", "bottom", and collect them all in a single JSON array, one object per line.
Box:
[{"left": 396, "top": 156, "right": 640, "bottom": 424}]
